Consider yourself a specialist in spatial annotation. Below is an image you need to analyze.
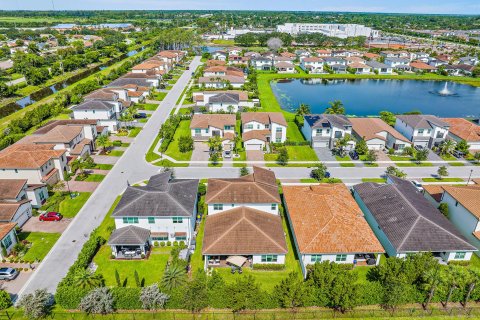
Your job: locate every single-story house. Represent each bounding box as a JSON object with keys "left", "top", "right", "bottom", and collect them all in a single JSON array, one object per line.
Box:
[
  {"left": 283, "top": 184, "right": 385, "bottom": 277},
  {"left": 442, "top": 118, "right": 480, "bottom": 151},
  {"left": 366, "top": 61, "right": 393, "bottom": 74},
  {"left": 274, "top": 61, "right": 296, "bottom": 73}
]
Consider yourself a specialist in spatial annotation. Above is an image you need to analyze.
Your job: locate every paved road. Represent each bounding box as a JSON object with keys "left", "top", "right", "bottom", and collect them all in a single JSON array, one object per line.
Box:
[
  {"left": 18, "top": 56, "right": 203, "bottom": 296},
  {"left": 6, "top": 77, "right": 26, "bottom": 87}
]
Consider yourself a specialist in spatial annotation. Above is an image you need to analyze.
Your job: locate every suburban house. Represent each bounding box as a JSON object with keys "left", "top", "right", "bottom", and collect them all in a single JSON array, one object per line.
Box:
[
  {"left": 459, "top": 56, "right": 479, "bottom": 66},
  {"left": 442, "top": 118, "right": 480, "bottom": 151},
  {"left": 0, "top": 144, "right": 68, "bottom": 185},
  {"left": 0, "top": 179, "right": 47, "bottom": 226},
  {"left": 353, "top": 175, "right": 477, "bottom": 262},
  {"left": 205, "top": 166, "right": 281, "bottom": 215},
  {"left": 323, "top": 57, "right": 347, "bottom": 72},
  {"left": 228, "top": 47, "right": 242, "bottom": 56},
  {"left": 241, "top": 112, "right": 287, "bottom": 150},
  {"left": 211, "top": 51, "right": 227, "bottom": 61},
  {"left": 435, "top": 185, "right": 480, "bottom": 256},
  {"left": 206, "top": 59, "right": 226, "bottom": 67},
  {"left": 410, "top": 52, "right": 430, "bottom": 62},
  {"left": 300, "top": 57, "right": 324, "bottom": 73},
  {"left": 202, "top": 167, "right": 287, "bottom": 269},
  {"left": 350, "top": 117, "right": 412, "bottom": 151},
  {"left": 198, "top": 76, "right": 245, "bottom": 89},
  {"left": 193, "top": 91, "right": 253, "bottom": 112},
  {"left": 302, "top": 114, "right": 353, "bottom": 149},
  {"left": 380, "top": 51, "right": 409, "bottom": 59},
  {"left": 316, "top": 49, "right": 332, "bottom": 57},
  {"left": 131, "top": 61, "right": 169, "bottom": 75},
  {"left": 250, "top": 57, "right": 273, "bottom": 70},
  {"left": 394, "top": 115, "right": 450, "bottom": 148},
  {"left": 347, "top": 62, "right": 372, "bottom": 74},
  {"left": 0, "top": 223, "right": 18, "bottom": 259},
  {"left": 410, "top": 61, "right": 437, "bottom": 72},
  {"left": 83, "top": 89, "right": 125, "bottom": 115},
  {"left": 71, "top": 100, "right": 121, "bottom": 133},
  {"left": 384, "top": 57, "right": 410, "bottom": 69},
  {"left": 190, "top": 114, "right": 236, "bottom": 144},
  {"left": 122, "top": 72, "right": 161, "bottom": 88},
  {"left": 366, "top": 61, "right": 393, "bottom": 74},
  {"left": 283, "top": 184, "right": 384, "bottom": 277},
  {"left": 274, "top": 61, "right": 296, "bottom": 73},
  {"left": 203, "top": 66, "right": 244, "bottom": 78},
  {"left": 108, "top": 172, "right": 198, "bottom": 259}
]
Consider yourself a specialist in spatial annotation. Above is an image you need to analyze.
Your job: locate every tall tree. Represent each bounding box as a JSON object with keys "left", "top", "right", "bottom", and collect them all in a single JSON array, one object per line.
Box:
[
  {"left": 296, "top": 103, "right": 311, "bottom": 116},
  {"left": 325, "top": 100, "right": 345, "bottom": 115},
  {"left": 73, "top": 269, "right": 104, "bottom": 290},
  {"left": 161, "top": 263, "right": 187, "bottom": 291},
  {"left": 274, "top": 272, "right": 310, "bottom": 309}
]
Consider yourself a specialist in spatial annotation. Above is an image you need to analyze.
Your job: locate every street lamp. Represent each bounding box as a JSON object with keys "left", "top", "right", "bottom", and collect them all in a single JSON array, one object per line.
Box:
[{"left": 467, "top": 169, "right": 474, "bottom": 185}]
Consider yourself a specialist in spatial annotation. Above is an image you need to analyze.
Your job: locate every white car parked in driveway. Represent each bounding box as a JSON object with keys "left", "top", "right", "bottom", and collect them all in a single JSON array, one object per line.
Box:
[{"left": 411, "top": 180, "right": 424, "bottom": 192}]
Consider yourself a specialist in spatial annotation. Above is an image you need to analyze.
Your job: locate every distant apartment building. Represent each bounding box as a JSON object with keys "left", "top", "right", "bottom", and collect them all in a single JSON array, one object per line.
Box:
[{"left": 277, "top": 23, "right": 379, "bottom": 38}]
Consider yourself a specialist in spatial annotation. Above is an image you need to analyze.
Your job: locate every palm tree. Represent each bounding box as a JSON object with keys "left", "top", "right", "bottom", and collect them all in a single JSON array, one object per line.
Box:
[
  {"left": 464, "top": 268, "right": 480, "bottom": 307},
  {"left": 296, "top": 103, "right": 311, "bottom": 116},
  {"left": 438, "top": 140, "right": 455, "bottom": 156},
  {"left": 74, "top": 269, "right": 104, "bottom": 290},
  {"left": 325, "top": 100, "right": 345, "bottom": 115},
  {"left": 96, "top": 135, "right": 112, "bottom": 153},
  {"left": 161, "top": 264, "right": 186, "bottom": 291},
  {"left": 441, "top": 265, "right": 465, "bottom": 308},
  {"left": 421, "top": 267, "right": 441, "bottom": 309}
]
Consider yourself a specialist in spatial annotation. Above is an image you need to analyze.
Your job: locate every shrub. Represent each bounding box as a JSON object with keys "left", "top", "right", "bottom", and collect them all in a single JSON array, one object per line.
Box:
[
  {"left": 173, "top": 241, "right": 178, "bottom": 246},
  {"left": 252, "top": 264, "right": 286, "bottom": 270},
  {"left": 111, "top": 287, "right": 142, "bottom": 310},
  {"left": 179, "top": 241, "right": 185, "bottom": 247},
  {"left": 0, "top": 290, "right": 12, "bottom": 310},
  {"left": 166, "top": 241, "right": 172, "bottom": 246},
  {"left": 198, "top": 183, "right": 206, "bottom": 196},
  {"left": 18, "top": 289, "right": 53, "bottom": 319},
  {"left": 79, "top": 287, "right": 114, "bottom": 315},
  {"left": 55, "top": 286, "right": 89, "bottom": 309},
  {"left": 448, "top": 260, "right": 470, "bottom": 266},
  {"left": 140, "top": 284, "right": 169, "bottom": 310},
  {"left": 153, "top": 241, "right": 159, "bottom": 247},
  {"left": 112, "top": 140, "right": 122, "bottom": 147},
  {"left": 160, "top": 241, "right": 165, "bottom": 247}
]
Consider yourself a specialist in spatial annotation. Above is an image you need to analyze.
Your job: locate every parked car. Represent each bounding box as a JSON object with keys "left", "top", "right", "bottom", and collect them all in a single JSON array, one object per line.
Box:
[
  {"left": 349, "top": 150, "right": 359, "bottom": 160},
  {"left": 414, "top": 145, "right": 424, "bottom": 151},
  {"left": 39, "top": 212, "right": 63, "bottom": 222},
  {"left": 186, "top": 66, "right": 190, "bottom": 70},
  {"left": 0, "top": 268, "right": 18, "bottom": 281},
  {"left": 134, "top": 113, "right": 147, "bottom": 119},
  {"left": 452, "top": 150, "right": 465, "bottom": 158},
  {"left": 411, "top": 180, "right": 424, "bottom": 192},
  {"left": 223, "top": 150, "right": 232, "bottom": 158}
]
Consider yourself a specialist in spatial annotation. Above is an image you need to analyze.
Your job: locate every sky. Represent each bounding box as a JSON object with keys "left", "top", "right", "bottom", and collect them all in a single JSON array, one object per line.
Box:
[{"left": 2, "top": 0, "right": 480, "bottom": 15}]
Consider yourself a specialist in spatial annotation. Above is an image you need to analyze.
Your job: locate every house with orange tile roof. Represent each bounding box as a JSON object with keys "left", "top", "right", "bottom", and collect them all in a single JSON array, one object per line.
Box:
[
  {"left": 437, "top": 185, "right": 480, "bottom": 256},
  {"left": 0, "top": 223, "right": 18, "bottom": 259},
  {"left": 203, "top": 66, "right": 244, "bottom": 78},
  {"left": 442, "top": 118, "right": 480, "bottom": 151},
  {"left": 192, "top": 90, "right": 253, "bottom": 112},
  {"left": 0, "top": 179, "right": 45, "bottom": 226},
  {"left": 410, "top": 61, "right": 437, "bottom": 72},
  {"left": 206, "top": 166, "right": 280, "bottom": 215},
  {"left": 0, "top": 144, "right": 68, "bottom": 185},
  {"left": 198, "top": 75, "right": 245, "bottom": 89},
  {"left": 283, "top": 184, "right": 384, "bottom": 276},
  {"left": 190, "top": 114, "right": 236, "bottom": 147},
  {"left": 350, "top": 117, "right": 411, "bottom": 151},
  {"left": 241, "top": 112, "right": 287, "bottom": 149}
]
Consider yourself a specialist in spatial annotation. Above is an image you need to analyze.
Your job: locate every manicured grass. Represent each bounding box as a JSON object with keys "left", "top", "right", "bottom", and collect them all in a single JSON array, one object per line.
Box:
[
  {"left": 82, "top": 174, "right": 105, "bottom": 182},
  {"left": 128, "top": 127, "right": 142, "bottom": 137},
  {"left": 359, "top": 155, "right": 379, "bottom": 167},
  {"left": 448, "top": 162, "right": 465, "bottom": 166},
  {"left": 190, "top": 210, "right": 205, "bottom": 274},
  {"left": 265, "top": 146, "right": 318, "bottom": 162},
  {"left": 211, "top": 39, "right": 235, "bottom": 45},
  {"left": 233, "top": 150, "right": 247, "bottom": 167},
  {"left": 361, "top": 178, "right": 387, "bottom": 183},
  {"left": 153, "top": 159, "right": 189, "bottom": 167},
  {"left": 93, "top": 245, "right": 170, "bottom": 287},
  {"left": 208, "top": 157, "right": 223, "bottom": 167},
  {"left": 145, "top": 134, "right": 161, "bottom": 162},
  {"left": 335, "top": 155, "right": 355, "bottom": 167},
  {"left": 154, "top": 92, "right": 167, "bottom": 101},
  {"left": 94, "top": 163, "right": 113, "bottom": 170},
  {"left": 389, "top": 155, "right": 433, "bottom": 167},
  {"left": 59, "top": 192, "right": 92, "bottom": 218},
  {"left": 440, "top": 154, "right": 458, "bottom": 161},
  {"left": 300, "top": 178, "right": 317, "bottom": 183},
  {"left": 164, "top": 120, "right": 192, "bottom": 161},
  {"left": 137, "top": 103, "right": 159, "bottom": 111},
  {"left": 286, "top": 121, "right": 306, "bottom": 142},
  {"left": 422, "top": 177, "right": 465, "bottom": 182},
  {"left": 106, "top": 150, "right": 124, "bottom": 157},
  {"left": 18, "top": 232, "right": 61, "bottom": 262}
]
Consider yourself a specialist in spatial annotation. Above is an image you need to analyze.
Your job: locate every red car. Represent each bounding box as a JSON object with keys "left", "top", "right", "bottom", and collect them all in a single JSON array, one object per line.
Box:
[{"left": 39, "top": 212, "right": 63, "bottom": 222}]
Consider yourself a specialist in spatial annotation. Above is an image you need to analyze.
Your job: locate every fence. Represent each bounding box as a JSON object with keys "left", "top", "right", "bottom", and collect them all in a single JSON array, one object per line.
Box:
[{"left": 5, "top": 306, "right": 480, "bottom": 320}]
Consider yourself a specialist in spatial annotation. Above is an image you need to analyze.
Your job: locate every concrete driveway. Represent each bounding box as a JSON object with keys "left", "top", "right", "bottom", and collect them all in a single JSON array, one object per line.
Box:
[
  {"left": 191, "top": 142, "right": 209, "bottom": 166},
  {"left": 314, "top": 148, "right": 336, "bottom": 162},
  {"left": 1, "top": 271, "right": 32, "bottom": 300},
  {"left": 246, "top": 150, "right": 264, "bottom": 162},
  {"left": 21, "top": 217, "right": 72, "bottom": 233}
]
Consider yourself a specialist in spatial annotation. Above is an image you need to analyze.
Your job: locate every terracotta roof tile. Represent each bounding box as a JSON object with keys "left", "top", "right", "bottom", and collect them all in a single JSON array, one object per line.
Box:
[
  {"left": 0, "top": 144, "right": 65, "bottom": 169},
  {"left": 241, "top": 112, "right": 287, "bottom": 127},
  {"left": 243, "top": 130, "right": 270, "bottom": 142},
  {"left": 190, "top": 114, "right": 236, "bottom": 129},
  {"left": 283, "top": 184, "right": 384, "bottom": 254},
  {"left": 423, "top": 185, "right": 445, "bottom": 203},
  {"left": 0, "top": 200, "right": 29, "bottom": 222},
  {"left": 0, "top": 223, "right": 17, "bottom": 240},
  {"left": 442, "top": 118, "right": 480, "bottom": 142},
  {"left": 350, "top": 118, "right": 410, "bottom": 143},
  {"left": 0, "top": 179, "right": 27, "bottom": 200},
  {"left": 442, "top": 185, "right": 480, "bottom": 219}
]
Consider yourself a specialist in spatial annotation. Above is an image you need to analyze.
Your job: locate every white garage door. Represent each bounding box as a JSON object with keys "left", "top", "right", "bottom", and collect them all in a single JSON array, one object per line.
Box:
[
  {"left": 15, "top": 211, "right": 31, "bottom": 227},
  {"left": 245, "top": 143, "right": 263, "bottom": 151},
  {"left": 313, "top": 141, "right": 328, "bottom": 148},
  {"left": 368, "top": 144, "right": 384, "bottom": 150}
]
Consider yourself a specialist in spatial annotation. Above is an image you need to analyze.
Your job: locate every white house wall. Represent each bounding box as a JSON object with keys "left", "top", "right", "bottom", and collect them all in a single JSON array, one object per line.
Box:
[
  {"left": 252, "top": 254, "right": 285, "bottom": 265},
  {"left": 207, "top": 203, "right": 279, "bottom": 215}
]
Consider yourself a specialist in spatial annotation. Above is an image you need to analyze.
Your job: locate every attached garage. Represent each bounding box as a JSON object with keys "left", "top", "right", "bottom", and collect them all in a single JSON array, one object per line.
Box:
[
  {"left": 313, "top": 141, "right": 328, "bottom": 148},
  {"left": 244, "top": 138, "right": 265, "bottom": 151},
  {"left": 365, "top": 138, "right": 385, "bottom": 150}
]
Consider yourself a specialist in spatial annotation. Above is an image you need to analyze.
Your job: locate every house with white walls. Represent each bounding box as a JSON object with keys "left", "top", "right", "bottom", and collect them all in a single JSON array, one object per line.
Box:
[
  {"left": 300, "top": 57, "right": 324, "bottom": 73},
  {"left": 350, "top": 118, "right": 411, "bottom": 151},
  {"left": 198, "top": 76, "right": 245, "bottom": 89},
  {"left": 241, "top": 112, "right": 287, "bottom": 150},
  {"left": 442, "top": 118, "right": 480, "bottom": 151},
  {"left": 193, "top": 91, "right": 253, "bottom": 112},
  {"left": 384, "top": 57, "right": 410, "bottom": 69},
  {"left": 302, "top": 114, "right": 353, "bottom": 149},
  {"left": 190, "top": 114, "right": 236, "bottom": 143},
  {"left": 366, "top": 61, "right": 393, "bottom": 74},
  {"left": 284, "top": 184, "right": 384, "bottom": 277},
  {"left": 353, "top": 175, "right": 477, "bottom": 262},
  {"left": 250, "top": 57, "right": 273, "bottom": 70},
  {"left": 0, "top": 223, "right": 18, "bottom": 259},
  {"left": 274, "top": 61, "right": 296, "bottom": 73},
  {"left": 394, "top": 115, "right": 450, "bottom": 148},
  {"left": 211, "top": 51, "right": 227, "bottom": 61},
  {"left": 108, "top": 172, "right": 198, "bottom": 258},
  {"left": 71, "top": 100, "right": 121, "bottom": 133},
  {"left": 205, "top": 166, "right": 281, "bottom": 215}
]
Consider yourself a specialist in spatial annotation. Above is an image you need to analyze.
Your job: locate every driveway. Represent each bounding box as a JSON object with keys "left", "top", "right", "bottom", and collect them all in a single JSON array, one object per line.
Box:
[
  {"left": 1, "top": 271, "right": 32, "bottom": 300},
  {"left": 314, "top": 148, "right": 336, "bottom": 162},
  {"left": 21, "top": 217, "right": 72, "bottom": 233},
  {"left": 191, "top": 142, "right": 209, "bottom": 166},
  {"left": 246, "top": 150, "right": 264, "bottom": 162},
  {"left": 426, "top": 149, "right": 445, "bottom": 162}
]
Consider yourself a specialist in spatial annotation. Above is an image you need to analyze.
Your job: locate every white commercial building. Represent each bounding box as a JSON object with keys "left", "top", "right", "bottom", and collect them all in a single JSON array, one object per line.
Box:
[{"left": 277, "top": 23, "right": 379, "bottom": 38}]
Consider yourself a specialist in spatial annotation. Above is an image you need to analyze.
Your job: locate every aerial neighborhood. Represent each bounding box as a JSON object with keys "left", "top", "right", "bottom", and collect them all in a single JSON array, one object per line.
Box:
[{"left": 0, "top": 8, "right": 479, "bottom": 319}]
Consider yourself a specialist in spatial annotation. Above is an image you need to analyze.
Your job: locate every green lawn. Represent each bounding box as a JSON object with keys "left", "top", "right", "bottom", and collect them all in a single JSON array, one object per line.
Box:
[
  {"left": 422, "top": 177, "right": 465, "bottom": 182},
  {"left": 59, "top": 192, "right": 92, "bottom": 218},
  {"left": 137, "top": 103, "right": 159, "bottom": 111},
  {"left": 440, "top": 154, "right": 458, "bottom": 161},
  {"left": 299, "top": 178, "right": 317, "bottom": 183},
  {"left": 233, "top": 150, "right": 247, "bottom": 167},
  {"left": 265, "top": 146, "right": 318, "bottom": 162},
  {"left": 208, "top": 157, "right": 223, "bottom": 167},
  {"left": 286, "top": 122, "right": 306, "bottom": 142},
  {"left": 164, "top": 120, "right": 193, "bottom": 161},
  {"left": 145, "top": 135, "right": 162, "bottom": 162},
  {"left": 359, "top": 155, "right": 379, "bottom": 167},
  {"left": 211, "top": 39, "right": 235, "bottom": 45},
  {"left": 128, "top": 127, "right": 142, "bottom": 137},
  {"left": 448, "top": 162, "right": 465, "bottom": 166},
  {"left": 18, "top": 232, "right": 61, "bottom": 262},
  {"left": 361, "top": 178, "right": 387, "bottom": 183},
  {"left": 94, "top": 164, "right": 114, "bottom": 170},
  {"left": 154, "top": 92, "right": 167, "bottom": 101},
  {"left": 335, "top": 155, "right": 355, "bottom": 167},
  {"left": 83, "top": 174, "right": 105, "bottom": 182},
  {"left": 389, "top": 155, "right": 433, "bottom": 167},
  {"left": 107, "top": 150, "right": 124, "bottom": 157}
]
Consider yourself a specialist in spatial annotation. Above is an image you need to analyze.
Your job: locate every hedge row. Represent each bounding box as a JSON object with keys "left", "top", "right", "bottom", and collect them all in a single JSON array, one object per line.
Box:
[{"left": 252, "top": 264, "right": 286, "bottom": 270}]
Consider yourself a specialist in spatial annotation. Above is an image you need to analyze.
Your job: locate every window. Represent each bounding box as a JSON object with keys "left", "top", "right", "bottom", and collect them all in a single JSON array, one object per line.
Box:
[
  {"left": 122, "top": 217, "right": 139, "bottom": 224},
  {"left": 2, "top": 235, "right": 12, "bottom": 248},
  {"left": 39, "top": 191, "right": 45, "bottom": 201},
  {"left": 195, "top": 128, "right": 201, "bottom": 134},
  {"left": 14, "top": 169, "right": 18, "bottom": 173},
  {"left": 311, "top": 255, "right": 322, "bottom": 263},
  {"left": 213, "top": 204, "right": 223, "bottom": 210},
  {"left": 148, "top": 217, "right": 155, "bottom": 224},
  {"left": 152, "top": 236, "right": 168, "bottom": 241},
  {"left": 418, "top": 129, "right": 424, "bottom": 134},
  {"left": 205, "top": 128, "right": 209, "bottom": 133},
  {"left": 261, "top": 255, "right": 278, "bottom": 262},
  {"left": 271, "top": 204, "right": 277, "bottom": 210},
  {"left": 334, "top": 131, "right": 343, "bottom": 138},
  {"left": 316, "top": 129, "right": 323, "bottom": 135},
  {"left": 224, "top": 125, "right": 231, "bottom": 130},
  {"left": 427, "top": 129, "right": 431, "bottom": 134},
  {"left": 265, "top": 124, "right": 270, "bottom": 129},
  {"left": 246, "top": 124, "right": 253, "bottom": 130},
  {"left": 257, "top": 124, "right": 261, "bottom": 129},
  {"left": 275, "top": 138, "right": 281, "bottom": 143},
  {"left": 276, "top": 127, "right": 282, "bottom": 133},
  {"left": 175, "top": 236, "right": 187, "bottom": 241},
  {"left": 172, "top": 217, "right": 183, "bottom": 224},
  {"left": 454, "top": 252, "right": 466, "bottom": 259},
  {"left": 336, "top": 254, "right": 347, "bottom": 262}
]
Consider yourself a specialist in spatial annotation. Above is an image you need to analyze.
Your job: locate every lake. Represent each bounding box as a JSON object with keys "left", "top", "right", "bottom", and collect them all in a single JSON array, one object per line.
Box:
[{"left": 271, "top": 79, "right": 480, "bottom": 117}]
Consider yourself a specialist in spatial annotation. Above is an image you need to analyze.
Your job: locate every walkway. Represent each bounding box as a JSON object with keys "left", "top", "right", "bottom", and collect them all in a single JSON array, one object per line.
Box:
[{"left": 18, "top": 56, "right": 203, "bottom": 296}]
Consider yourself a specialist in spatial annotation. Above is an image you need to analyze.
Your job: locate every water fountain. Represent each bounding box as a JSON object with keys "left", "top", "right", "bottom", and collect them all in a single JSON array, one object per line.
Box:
[{"left": 433, "top": 82, "right": 458, "bottom": 97}]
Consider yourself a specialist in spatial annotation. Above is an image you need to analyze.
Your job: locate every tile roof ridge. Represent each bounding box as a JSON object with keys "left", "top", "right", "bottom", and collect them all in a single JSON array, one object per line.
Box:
[
  {"left": 114, "top": 190, "right": 149, "bottom": 215},
  {"left": 243, "top": 209, "right": 286, "bottom": 253},
  {"left": 203, "top": 209, "right": 245, "bottom": 252}
]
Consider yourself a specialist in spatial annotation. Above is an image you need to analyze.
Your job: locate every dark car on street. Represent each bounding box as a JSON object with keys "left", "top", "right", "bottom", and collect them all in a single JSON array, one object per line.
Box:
[
  {"left": 134, "top": 113, "right": 147, "bottom": 119},
  {"left": 349, "top": 150, "right": 359, "bottom": 160}
]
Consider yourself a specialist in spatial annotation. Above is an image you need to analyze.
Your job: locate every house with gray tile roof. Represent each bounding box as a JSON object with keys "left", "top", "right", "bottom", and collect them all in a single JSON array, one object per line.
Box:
[
  {"left": 302, "top": 114, "right": 353, "bottom": 149},
  {"left": 108, "top": 172, "right": 199, "bottom": 258},
  {"left": 352, "top": 175, "right": 477, "bottom": 262},
  {"left": 394, "top": 115, "right": 450, "bottom": 148}
]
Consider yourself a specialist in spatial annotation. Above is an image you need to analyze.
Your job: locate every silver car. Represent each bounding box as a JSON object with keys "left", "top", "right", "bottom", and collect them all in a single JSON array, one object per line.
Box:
[{"left": 0, "top": 267, "right": 18, "bottom": 281}]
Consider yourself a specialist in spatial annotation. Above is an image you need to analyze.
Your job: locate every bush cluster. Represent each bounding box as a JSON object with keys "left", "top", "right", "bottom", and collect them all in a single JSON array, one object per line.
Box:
[{"left": 252, "top": 264, "right": 286, "bottom": 270}]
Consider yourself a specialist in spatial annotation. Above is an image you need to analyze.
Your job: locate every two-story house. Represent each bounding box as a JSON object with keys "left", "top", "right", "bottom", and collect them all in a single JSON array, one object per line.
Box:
[
  {"left": 394, "top": 115, "right": 450, "bottom": 148},
  {"left": 198, "top": 76, "right": 245, "bottom": 89},
  {"left": 203, "top": 166, "right": 287, "bottom": 269},
  {"left": 241, "top": 112, "right": 287, "bottom": 150},
  {"left": 302, "top": 114, "right": 353, "bottom": 149},
  {"left": 384, "top": 57, "right": 410, "bottom": 69},
  {"left": 108, "top": 172, "right": 198, "bottom": 259},
  {"left": 203, "top": 66, "right": 244, "bottom": 78},
  {"left": 211, "top": 51, "right": 227, "bottom": 61},
  {"left": 192, "top": 91, "right": 253, "bottom": 113},
  {"left": 0, "top": 223, "right": 18, "bottom": 260},
  {"left": 250, "top": 57, "right": 273, "bottom": 70},
  {"left": 366, "top": 61, "right": 393, "bottom": 74},
  {"left": 442, "top": 118, "right": 480, "bottom": 151},
  {"left": 71, "top": 100, "right": 120, "bottom": 133},
  {"left": 300, "top": 57, "right": 324, "bottom": 74},
  {"left": 190, "top": 114, "right": 236, "bottom": 147}
]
